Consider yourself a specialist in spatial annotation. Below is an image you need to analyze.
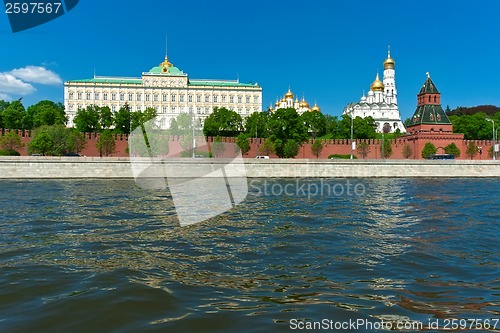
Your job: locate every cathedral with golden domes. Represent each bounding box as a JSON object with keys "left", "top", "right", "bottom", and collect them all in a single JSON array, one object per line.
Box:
[
  {"left": 269, "top": 88, "right": 320, "bottom": 114},
  {"left": 343, "top": 50, "right": 406, "bottom": 133}
]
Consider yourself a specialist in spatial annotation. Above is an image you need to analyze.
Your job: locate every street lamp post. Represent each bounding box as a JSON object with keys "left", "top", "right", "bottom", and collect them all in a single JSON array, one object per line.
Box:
[
  {"left": 350, "top": 106, "right": 354, "bottom": 160},
  {"left": 255, "top": 120, "right": 258, "bottom": 158},
  {"left": 495, "top": 125, "right": 500, "bottom": 161},
  {"left": 486, "top": 118, "right": 495, "bottom": 160}
]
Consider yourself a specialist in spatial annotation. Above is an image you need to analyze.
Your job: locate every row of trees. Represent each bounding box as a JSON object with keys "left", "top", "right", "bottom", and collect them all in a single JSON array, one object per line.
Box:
[
  {"left": 26, "top": 125, "right": 116, "bottom": 157},
  {"left": 0, "top": 100, "right": 65, "bottom": 130},
  {"left": 73, "top": 103, "right": 157, "bottom": 134},
  {"left": 203, "top": 107, "right": 381, "bottom": 140},
  {"left": 201, "top": 107, "right": 383, "bottom": 158},
  {"left": 2, "top": 99, "right": 499, "bottom": 141}
]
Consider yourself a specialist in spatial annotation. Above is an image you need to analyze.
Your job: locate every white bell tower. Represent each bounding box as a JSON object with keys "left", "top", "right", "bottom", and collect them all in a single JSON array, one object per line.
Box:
[{"left": 382, "top": 47, "right": 397, "bottom": 105}]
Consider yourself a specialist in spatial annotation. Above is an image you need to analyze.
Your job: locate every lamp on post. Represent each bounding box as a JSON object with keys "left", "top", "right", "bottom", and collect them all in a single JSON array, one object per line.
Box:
[
  {"left": 486, "top": 118, "right": 495, "bottom": 160},
  {"left": 349, "top": 105, "right": 355, "bottom": 160},
  {"left": 495, "top": 125, "right": 500, "bottom": 161}
]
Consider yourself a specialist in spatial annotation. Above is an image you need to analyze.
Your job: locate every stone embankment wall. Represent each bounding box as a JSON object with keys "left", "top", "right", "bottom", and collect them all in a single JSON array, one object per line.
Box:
[{"left": 0, "top": 157, "right": 498, "bottom": 179}]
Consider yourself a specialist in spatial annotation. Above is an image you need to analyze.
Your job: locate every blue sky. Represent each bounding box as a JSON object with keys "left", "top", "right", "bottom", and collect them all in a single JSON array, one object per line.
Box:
[{"left": 1, "top": 0, "right": 499, "bottom": 121}]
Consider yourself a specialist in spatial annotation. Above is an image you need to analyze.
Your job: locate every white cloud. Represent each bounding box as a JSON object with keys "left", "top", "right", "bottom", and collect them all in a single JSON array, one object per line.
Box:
[
  {"left": 0, "top": 73, "right": 36, "bottom": 95},
  {"left": 0, "top": 93, "right": 12, "bottom": 101},
  {"left": 9, "top": 66, "right": 62, "bottom": 85}
]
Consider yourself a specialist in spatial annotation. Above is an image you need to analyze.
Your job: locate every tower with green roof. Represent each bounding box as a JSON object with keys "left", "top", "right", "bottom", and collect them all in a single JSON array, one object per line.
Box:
[{"left": 407, "top": 73, "right": 453, "bottom": 134}]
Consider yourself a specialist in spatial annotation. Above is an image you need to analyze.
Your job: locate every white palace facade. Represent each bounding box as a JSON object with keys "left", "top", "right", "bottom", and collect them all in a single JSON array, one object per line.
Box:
[
  {"left": 343, "top": 51, "right": 405, "bottom": 133},
  {"left": 64, "top": 54, "right": 262, "bottom": 129}
]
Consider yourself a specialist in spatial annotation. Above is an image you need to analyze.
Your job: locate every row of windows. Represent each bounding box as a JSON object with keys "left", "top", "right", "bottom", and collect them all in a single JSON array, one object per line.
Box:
[
  {"left": 71, "top": 104, "right": 257, "bottom": 115},
  {"left": 70, "top": 92, "right": 259, "bottom": 104}
]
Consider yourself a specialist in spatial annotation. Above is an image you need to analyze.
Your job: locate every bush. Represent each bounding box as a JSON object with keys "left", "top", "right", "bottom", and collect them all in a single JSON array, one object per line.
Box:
[
  {"left": 0, "top": 149, "right": 21, "bottom": 156},
  {"left": 421, "top": 142, "right": 437, "bottom": 159},
  {"left": 328, "top": 154, "right": 357, "bottom": 159},
  {"left": 283, "top": 139, "right": 300, "bottom": 158},
  {"left": 236, "top": 133, "right": 251, "bottom": 155},
  {"left": 444, "top": 142, "right": 461, "bottom": 157}
]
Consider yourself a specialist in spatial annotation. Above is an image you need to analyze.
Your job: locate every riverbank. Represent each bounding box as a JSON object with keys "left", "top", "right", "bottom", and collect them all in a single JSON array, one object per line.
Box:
[{"left": 0, "top": 157, "right": 499, "bottom": 178}]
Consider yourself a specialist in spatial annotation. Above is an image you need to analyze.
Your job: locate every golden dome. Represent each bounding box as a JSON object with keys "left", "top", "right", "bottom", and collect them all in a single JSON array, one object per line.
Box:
[
  {"left": 383, "top": 51, "right": 395, "bottom": 69},
  {"left": 311, "top": 103, "right": 321, "bottom": 112},
  {"left": 285, "top": 88, "right": 294, "bottom": 99},
  {"left": 370, "top": 73, "right": 384, "bottom": 91},
  {"left": 275, "top": 99, "right": 280, "bottom": 107},
  {"left": 299, "top": 97, "right": 309, "bottom": 109},
  {"left": 160, "top": 55, "right": 174, "bottom": 72}
]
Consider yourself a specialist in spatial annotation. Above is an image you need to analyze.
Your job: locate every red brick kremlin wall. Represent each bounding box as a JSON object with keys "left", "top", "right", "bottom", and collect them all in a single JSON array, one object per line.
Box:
[{"left": 2, "top": 130, "right": 496, "bottom": 160}]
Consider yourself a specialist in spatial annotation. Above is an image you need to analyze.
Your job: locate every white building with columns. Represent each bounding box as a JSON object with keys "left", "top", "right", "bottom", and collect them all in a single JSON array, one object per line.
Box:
[
  {"left": 343, "top": 51, "right": 405, "bottom": 133},
  {"left": 64, "top": 54, "right": 262, "bottom": 129}
]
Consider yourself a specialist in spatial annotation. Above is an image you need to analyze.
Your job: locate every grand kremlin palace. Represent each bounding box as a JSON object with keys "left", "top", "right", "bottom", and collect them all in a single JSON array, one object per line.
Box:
[{"left": 64, "top": 54, "right": 262, "bottom": 129}]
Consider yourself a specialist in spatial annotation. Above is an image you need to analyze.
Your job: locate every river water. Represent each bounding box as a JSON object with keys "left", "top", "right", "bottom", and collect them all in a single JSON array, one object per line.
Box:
[{"left": 0, "top": 178, "right": 498, "bottom": 332}]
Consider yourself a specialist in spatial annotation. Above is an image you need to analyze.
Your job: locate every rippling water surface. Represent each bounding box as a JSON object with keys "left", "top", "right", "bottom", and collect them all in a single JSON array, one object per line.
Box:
[{"left": 0, "top": 178, "right": 499, "bottom": 332}]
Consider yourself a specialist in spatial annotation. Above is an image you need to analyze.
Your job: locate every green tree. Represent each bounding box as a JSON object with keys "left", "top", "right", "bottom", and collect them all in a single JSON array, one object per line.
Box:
[
  {"left": 283, "top": 139, "right": 300, "bottom": 158},
  {"left": 29, "top": 125, "right": 70, "bottom": 156},
  {"left": 444, "top": 142, "right": 461, "bottom": 157},
  {"left": 131, "top": 107, "right": 157, "bottom": 132},
  {"left": 488, "top": 146, "right": 498, "bottom": 159},
  {"left": 0, "top": 131, "right": 24, "bottom": 151},
  {"left": 449, "top": 112, "right": 495, "bottom": 140},
  {"left": 380, "top": 139, "right": 392, "bottom": 158},
  {"left": 421, "top": 142, "right": 437, "bottom": 159},
  {"left": 99, "top": 106, "right": 114, "bottom": 130},
  {"left": 244, "top": 111, "right": 269, "bottom": 138},
  {"left": 0, "top": 100, "right": 10, "bottom": 128},
  {"left": 268, "top": 108, "right": 308, "bottom": 158},
  {"left": 301, "top": 111, "right": 326, "bottom": 138},
  {"left": 324, "top": 115, "right": 344, "bottom": 139},
  {"left": 97, "top": 130, "right": 116, "bottom": 157},
  {"left": 236, "top": 133, "right": 251, "bottom": 155},
  {"left": 74, "top": 105, "right": 100, "bottom": 133},
  {"left": 169, "top": 118, "right": 179, "bottom": 135},
  {"left": 203, "top": 107, "right": 243, "bottom": 137},
  {"left": 175, "top": 113, "right": 193, "bottom": 133},
  {"left": 67, "top": 129, "right": 87, "bottom": 154},
  {"left": 25, "top": 100, "right": 66, "bottom": 129},
  {"left": 354, "top": 116, "right": 377, "bottom": 139},
  {"left": 357, "top": 141, "right": 370, "bottom": 159},
  {"left": 402, "top": 143, "right": 413, "bottom": 159},
  {"left": 259, "top": 138, "right": 275, "bottom": 156},
  {"left": 465, "top": 141, "right": 478, "bottom": 160},
  {"left": 2, "top": 100, "right": 26, "bottom": 129},
  {"left": 311, "top": 139, "right": 323, "bottom": 158},
  {"left": 28, "top": 131, "right": 53, "bottom": 155},
  {"left": 46, "top": 125, "right": 70, "bottom": 156},
  {"left": 114, "top": 103, "right": 132, "bottom": 134},
  {"left": 211, "top": 136, "right": 225, "bottom": 158}
]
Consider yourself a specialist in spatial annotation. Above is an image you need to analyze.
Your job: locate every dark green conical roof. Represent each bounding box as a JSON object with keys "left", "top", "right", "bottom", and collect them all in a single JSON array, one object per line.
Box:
[
  {"left": 410, "top": 104, "right": 452, "bottom": 126},
  {"left": 419, "top": 76, "right": 440, "bottom": 94}
]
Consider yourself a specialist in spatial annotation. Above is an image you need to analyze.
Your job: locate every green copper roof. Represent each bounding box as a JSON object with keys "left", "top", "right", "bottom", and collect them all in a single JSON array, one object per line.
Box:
[
  {"left": 409, "top": 104, "right": 452, "bottom": 125},
  {"left": 147, "top": 66, "right": 185, "bottom": 75},
  {"left": 419, "top": 77, "right": 440, "bottom": 94},
  {"left": 68, "top": 77, "right": 142, "bottom": 84},
  {"left": 189, "top": 80, "right": 259, "bottom": 87}
]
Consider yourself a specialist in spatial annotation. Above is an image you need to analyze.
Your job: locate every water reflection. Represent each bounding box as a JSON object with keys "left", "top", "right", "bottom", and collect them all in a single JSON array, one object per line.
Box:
[{"left": 0, "top": 179, "right": 498, "bottom": 332}]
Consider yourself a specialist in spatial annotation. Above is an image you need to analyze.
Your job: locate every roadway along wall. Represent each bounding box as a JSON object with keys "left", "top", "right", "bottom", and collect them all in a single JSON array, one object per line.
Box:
[{"left": 0, "top": 157, "right": 499, "bottom": 179}]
